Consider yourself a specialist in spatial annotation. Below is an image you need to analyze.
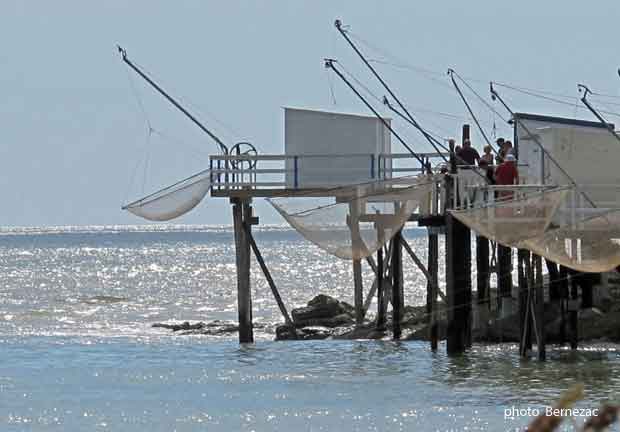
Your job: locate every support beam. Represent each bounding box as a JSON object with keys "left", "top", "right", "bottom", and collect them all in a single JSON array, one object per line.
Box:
[
  {"left": 348, "top": 198, "right": 365, "bottom": 326},
  {"left": 546, "top": 260, "right": 561, "bottom": 301},
  {"left": 392, "top": 232, "right": 403, "bottom": 340},
  {"left": 376, "top": 246, "right": 386, "bottom": 330},
  {"left": 353, "top": 259, "right": 364, "bottom": 325},
  {"left": 363, "top": 244, "right": 393, "bottom": 314},
  {"left": 580, "top": 272, "right": 596, "bottom": 309},
  {"left": 497, "top": 245, "right": 513, "bottom": 308},
  {"left": 558, "top": 265, "right": 569, "bottom": 345},
  {"left": 232, "top": 199, "right": 253, "bottom": 343},
  {"left": 427, "top": 232, "right": 439, "bottom": 313},
  {"left": 446, "top": 213, "right": 472, "bottom": 354},
  {"left": 476, "top": 235, "right": 490, "bottom": 307},
  {"left": 402, "top": 237, "right": 446, "bottom": 302},
  {"left": 428, "top": 232, "right": 439, "bottom": 351},
  {"left": 569, "top": 269, "right": 579, "bottom": 349},
  {"left": 518, "top": 249, "right": 532, "bottom": 356},
  {"left": 534, "top": 255, "right": 546, "bottom": 361},
  {"left": 244, "top": 225, "right": 295, "bottom": 331}
]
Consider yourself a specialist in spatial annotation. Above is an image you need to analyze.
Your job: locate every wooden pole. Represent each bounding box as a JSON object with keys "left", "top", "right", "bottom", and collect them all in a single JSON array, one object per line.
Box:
[
  {"left": 353, "top": 259, "right": 364, "bottom": 325},
  {"left": 427, "top": 232, "right": 438, "bottom": 313},
  {"left": 569, "top": 269, "right": 579, "bottom": 350},
  {"left": 402, "top": 237, "right": 435, "bottom": 290},
  {"left": 392, "top": 232, "right": 402, "bottom": 340},
  {"left": 497, "top": 245, "right": 513, "bottom": 309},
  {"left": 518, "top": 249, "right": 532, "bottom": 356},
  {"left": 559, "top": 265, "right": 569, "bottom": 345},
  {"left": 232, "top": 198, "right": 253, "bottom": 343},
  {"left": 446, "top": 213, "right": 472, "bottom": 354},
  {"left": 534, "top": 255, "right": 546, "bottom": 361},
  {"left": 476, "top": 235, "right": 489, "bottom": 307},
  {"left": 363, "top": 243, "right": 393, "bottom": 314},
  {"left": 428, "top": 231, "right": 439, "bottom": 351},
  {"left": 376, "top": 246, "right": 386, "bottom": 330},
  {"left": 348, "top": 198, "right": 365, "bottom": 326},
  {"left": 545, "top": 260, "right": 561, "bottom": 301},
  {"left": 244, "top": 225, "right": 295, "bottom": 330}
]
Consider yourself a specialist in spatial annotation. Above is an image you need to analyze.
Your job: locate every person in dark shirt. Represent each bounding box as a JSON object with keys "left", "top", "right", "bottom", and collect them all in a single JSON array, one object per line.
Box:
[
  {"left": 457, "top": 139, "right": 480, "bottom": 166},
  {"left": 495, "top": 137, "right": 506, "bottom": 164}
]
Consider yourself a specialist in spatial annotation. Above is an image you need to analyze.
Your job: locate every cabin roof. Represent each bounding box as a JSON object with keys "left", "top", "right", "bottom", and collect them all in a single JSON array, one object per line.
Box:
[
  {"left": 283, "top": 106, "right": 392, "bottom": 121},
  {"left": 513, "top": 112, "right": 614, "bottom": 130}
]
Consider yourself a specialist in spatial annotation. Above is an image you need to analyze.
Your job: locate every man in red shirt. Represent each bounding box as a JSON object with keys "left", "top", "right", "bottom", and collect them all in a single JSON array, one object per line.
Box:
[{"left": 495, "top": 154, "right": 519, "bottom": 200}]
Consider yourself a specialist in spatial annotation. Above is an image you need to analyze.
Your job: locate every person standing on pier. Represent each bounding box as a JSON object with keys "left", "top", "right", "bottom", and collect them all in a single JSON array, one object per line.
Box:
[
  {"left": 495, "top": 153, "right": 518, "bottom": 201},
  {"left": 481, "top": 145, "right": 494, "bottom": 165},
  {"left": 457, "top": 139, "right": 480, "bottom": 167}
]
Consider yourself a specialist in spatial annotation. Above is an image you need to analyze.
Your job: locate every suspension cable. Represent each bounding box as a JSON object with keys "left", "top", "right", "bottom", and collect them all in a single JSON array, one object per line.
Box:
[
  {"left": 448, "top": 69, "right": 498, "bottom": 154},
  {"left": 325, "top": 59, "right": 426, "bottom": 167},
  {"left": 490, "top": 83, "right": 597, "bottom": 208},
  {"left": 334, "top": 19, "right": 448, "bottom": 163},
  {"left": 118, "top": 45, "right": 229, "bottom": 155},
  {"left": 577, "top": 84, "right": 620, "bottom": 144}
]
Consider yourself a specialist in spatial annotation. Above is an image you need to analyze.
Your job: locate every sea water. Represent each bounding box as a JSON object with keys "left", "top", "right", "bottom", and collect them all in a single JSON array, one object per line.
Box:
[{"left": 1, "top": 226, "right": 618, "bottom": 431}]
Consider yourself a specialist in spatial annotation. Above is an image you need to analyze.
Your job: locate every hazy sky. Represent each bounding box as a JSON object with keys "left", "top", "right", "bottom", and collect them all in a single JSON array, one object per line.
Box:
[{"left": 3, "top": 1, "right": 620, "bottom": 227}]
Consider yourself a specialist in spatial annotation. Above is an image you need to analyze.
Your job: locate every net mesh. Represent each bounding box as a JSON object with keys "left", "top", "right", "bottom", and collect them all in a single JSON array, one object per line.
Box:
[
  {"left": 269, "top": 175, "right": 434, "bottom": 260},
  {"left": 450, "top": 188, "right": 568, "bottom": 247},
  {"left": 451, "top": 187, "right": 620, "bottom": 272},
  {"left": 123, "top": 169, "right": 211, "bottom": 221},
  {"left": 522, "top": 210, "right": 620, "bottom": 273}
]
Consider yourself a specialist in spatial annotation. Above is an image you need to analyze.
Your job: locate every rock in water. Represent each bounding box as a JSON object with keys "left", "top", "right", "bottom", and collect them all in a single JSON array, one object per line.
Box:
[
  {"left": 275, "top": 325, "right": 332, "bottom": 341},
  {"left": 152, "top": 321, "right": 205, "bottom": 332},
  {"left": 291, "top": 295, "right": 355, "bottom": 328}
]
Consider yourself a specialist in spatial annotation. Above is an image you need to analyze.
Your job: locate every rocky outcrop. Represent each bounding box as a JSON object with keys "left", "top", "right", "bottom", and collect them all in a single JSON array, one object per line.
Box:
[
  {"left": 153, "top": 320, "right": 265, "bottom": 336},
  {"left": 275, "top": 295, "right": 357, "bottom": 340},
  {"left": 154, "top": 290, "right": 620, "bottom": 343},
  {"left": 276, "top": 295, "right": 432, "bottom": 341},
  {"left": 290, "top": 294, "right": 356, "bottom": 327},
  {"left": 153, "top": 321, "right": 207, "bottom": 332}
]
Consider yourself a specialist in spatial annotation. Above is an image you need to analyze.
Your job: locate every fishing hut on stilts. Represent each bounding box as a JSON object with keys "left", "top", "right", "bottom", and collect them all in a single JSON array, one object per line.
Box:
[{"left": 118, "top": 20, "right": 620, "bottom": 361}]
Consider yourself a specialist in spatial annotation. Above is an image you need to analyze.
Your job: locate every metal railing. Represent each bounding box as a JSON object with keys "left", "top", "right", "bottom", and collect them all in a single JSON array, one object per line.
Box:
[{"left": 209, "top": 152, "right": 448, "bottom": 192}]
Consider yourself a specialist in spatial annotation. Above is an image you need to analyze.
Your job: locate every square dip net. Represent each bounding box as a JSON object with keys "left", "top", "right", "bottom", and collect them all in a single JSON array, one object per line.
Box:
[
  {"left": 450, "top": 187, "right": 620, "bottom": 272},
  {"left": 268, "top": 175, "right": 435, "bottom": 260},
  {"left": 122, "top": 169, "right": 212, "bottom": 221}
]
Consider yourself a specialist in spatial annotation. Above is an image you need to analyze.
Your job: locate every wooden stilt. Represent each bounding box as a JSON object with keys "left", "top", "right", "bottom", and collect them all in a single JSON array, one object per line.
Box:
[
  {"left": 569, "top": 269, "right": 579, "bottom": 350},
  {"left": 376, "top": 246, "right": 386, "bottom": 330},
  {"left": 580, "top": 272, "right": 595, "bottom": 309},
  {"left": 497, "top": 245, "right": 513, "bottom": 309},
  {"left": 402, "top": 237, "right": 436, "bottom": 292},
  {"left": 362, "top": 243, "right": 393, "bottom": 314},
  {"left": 446, "top": 213, "right": 471, "bottom": 354},
  {"left": 476, "top": 235, "right": 489, "bottom": 307},
  {"left": 353, "top": 259, "right": 364, "bottom": 325},
  {"left": 392, "top": 232, "right": 402, "bottom": 340},
  {"left": 232, "top": 198, "right": 253, "bottom": 343},
  {"left": 518, "top": 249, "right": 532, "bottom": 356},
  {"left": 427, "top": 232, "right": 439, "bottom": 312},
  {"left": 428, "top": 231, "right": 439, "bottom": 351},
  {"left": 559, "top": 265, "right": 569, "bottom": 345},
  {"left": 244, "top": 225, "right": 295, "bottom": 330},
  {"left": 534, "top": 255, "right": 546, "bottom": 361},
  {"left": 361, "top": 256, "right": 379, "bottom": 316},
  {"left": 545, "top": 260, "right": 561, "bottom": 301},
  {"left": 348, "top": 197, "right": 365, "bottom": 326}
]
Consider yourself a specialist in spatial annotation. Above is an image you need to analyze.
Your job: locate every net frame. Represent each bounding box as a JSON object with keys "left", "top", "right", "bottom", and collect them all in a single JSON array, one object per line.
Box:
[{"left": 122, "top": 168, "right": 211, "bottom": 221}]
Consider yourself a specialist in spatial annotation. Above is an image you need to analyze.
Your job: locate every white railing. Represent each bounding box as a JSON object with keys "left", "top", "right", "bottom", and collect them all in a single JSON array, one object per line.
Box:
[{"left": 209, "top": 152, "right": 448, "bottom": 192}]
